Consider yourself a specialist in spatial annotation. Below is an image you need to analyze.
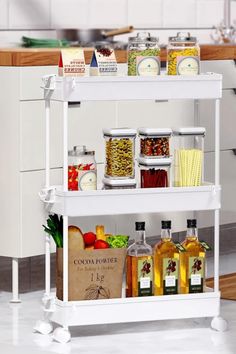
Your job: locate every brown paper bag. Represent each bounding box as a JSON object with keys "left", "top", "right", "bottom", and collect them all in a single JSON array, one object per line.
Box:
[{"left": 56, "top": 247, "right": 126, "bottom": 301}]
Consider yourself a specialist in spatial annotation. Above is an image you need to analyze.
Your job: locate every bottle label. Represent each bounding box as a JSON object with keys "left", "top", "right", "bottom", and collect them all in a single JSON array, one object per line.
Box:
[
  {"left": 136, "top": 56, "right": 160, "bottom": 76},
  {"left": 199, "top": 240, "right": 212, "bottom": 251},
  {"left": 188, "top": 256, "right": 204, "bottom": 293},
  {"left": 163, "top": 258, "right": 178, "bottom": 295},
  {"left": 177, "top": 56, "right": 200, "bottom": 75},
  {"left": 78, "top": 170, "right": 97, "bottom": 191},
  {"left": 137, "top": 258, "right": 153, "bottom": 296}
]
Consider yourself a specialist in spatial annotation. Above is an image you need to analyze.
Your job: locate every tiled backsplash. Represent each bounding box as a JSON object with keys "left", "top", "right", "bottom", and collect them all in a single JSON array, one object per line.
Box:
[{"left": 1, "top": 0, "right": 235, "bottom": 30}]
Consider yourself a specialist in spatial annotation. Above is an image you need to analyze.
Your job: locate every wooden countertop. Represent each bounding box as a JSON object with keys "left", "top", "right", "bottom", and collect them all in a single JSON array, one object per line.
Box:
[{"left": 0, "top": 45, "right": 236, "bottom": 66}]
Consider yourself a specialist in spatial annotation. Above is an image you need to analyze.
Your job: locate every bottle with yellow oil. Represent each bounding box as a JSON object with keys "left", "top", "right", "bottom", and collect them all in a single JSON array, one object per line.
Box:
[
  {"left": 180, "top": 219, "right": 205, "bottom": 294},
  {"left": 126, "top": 222, "right": 153, "bottom": 297},
  {"left": 154, "top": 221, "right": 179, "bottom": 295}
]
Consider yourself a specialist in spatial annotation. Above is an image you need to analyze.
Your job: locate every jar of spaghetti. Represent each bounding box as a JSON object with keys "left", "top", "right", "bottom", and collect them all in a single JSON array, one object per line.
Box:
[
  {"left": 167, "top": 32, "right": 200, "bottom": 75},
  {"left": 138, "top": 157, "right": 171, "bottom": 188},
  {"left": 103, "top": 128, "right": 136, "bottom": 179},
  {"left": 138, "top": 128, "right": 172, "bottom": 158},
  {"left": 173, "top": 127, "right": 205, "bottom": 187}
]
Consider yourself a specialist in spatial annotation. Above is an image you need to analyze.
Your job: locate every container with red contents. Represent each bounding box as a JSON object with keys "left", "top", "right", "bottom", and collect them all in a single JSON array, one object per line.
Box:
[
  {"left": 138, "top": 128, "right": 172, "bottom": 158},
  {"left": 68, "top": 146, "right": 97, "bottom": 191},
  {"left": 138, "top": 157, "right": 172, "bottom": 188}
]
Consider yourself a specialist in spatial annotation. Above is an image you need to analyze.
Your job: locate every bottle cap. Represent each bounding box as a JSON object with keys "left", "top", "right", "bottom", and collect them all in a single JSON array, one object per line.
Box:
[
  {"left": 161, "top": 220, "right": 171, "bottom": 229},
  {"left": 135, "top": 222, "right": 145, "bottom": 231},
  {"left": 187, "top": 219, "right": 197, "bottom": 228}
]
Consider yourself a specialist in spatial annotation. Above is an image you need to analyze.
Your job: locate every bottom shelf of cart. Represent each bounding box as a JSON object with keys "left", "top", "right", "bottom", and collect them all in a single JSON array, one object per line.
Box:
[{"left": 50, "top": 291, "right": 220, "bottom": 327}]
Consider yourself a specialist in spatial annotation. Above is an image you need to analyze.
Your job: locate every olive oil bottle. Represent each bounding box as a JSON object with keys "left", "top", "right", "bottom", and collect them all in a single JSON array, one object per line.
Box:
[
  {"left": 126, "top": 222, "right": 153, "bottom": 297},
  {"left": 180, "top": 219, "right": 205, "bottom": 294},
  {"left": 154, "top": 221, "right": 179, "bottom": 295}
]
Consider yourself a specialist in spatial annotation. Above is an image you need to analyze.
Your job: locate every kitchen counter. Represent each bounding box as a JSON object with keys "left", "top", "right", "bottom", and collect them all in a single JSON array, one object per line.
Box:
[{"left": 0, "top": 44, "right": 236, "bottom": 66}]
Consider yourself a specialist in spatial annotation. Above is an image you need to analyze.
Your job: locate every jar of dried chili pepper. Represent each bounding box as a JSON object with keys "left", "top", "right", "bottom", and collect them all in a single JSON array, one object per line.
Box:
[
  {"left": 68, "top": 146, "right": 97, "bottom": 191},
  {"left": 138, "top": 128, "right": 172, "bottom": 158},
  {"left": 138, "top": 157, "right": 172, "bottom": 188}
]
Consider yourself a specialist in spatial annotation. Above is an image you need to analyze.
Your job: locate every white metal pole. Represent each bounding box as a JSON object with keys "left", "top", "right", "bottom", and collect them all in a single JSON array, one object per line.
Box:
[
  {"left": 10, "top": 258, "right": 21, "bottom": 303},
  {"left": 45, "top": 99, "right": 51, "bottom": 298},
  {"left": 63, "top": 102, "right": 69, "bottom": 302},
  {"left": 214, "top": 98, "right": 220, "bottom": 293}
]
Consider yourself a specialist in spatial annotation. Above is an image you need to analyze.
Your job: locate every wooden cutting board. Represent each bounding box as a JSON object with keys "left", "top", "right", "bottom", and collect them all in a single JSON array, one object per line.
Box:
[{"left": 206, "top": 273, "right": 236, "bottom": 300}]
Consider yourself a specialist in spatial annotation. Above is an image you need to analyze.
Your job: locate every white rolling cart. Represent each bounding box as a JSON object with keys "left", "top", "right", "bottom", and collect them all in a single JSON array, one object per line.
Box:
[{"left": 36, "top": 73, "right": 227, "bottom": 343}]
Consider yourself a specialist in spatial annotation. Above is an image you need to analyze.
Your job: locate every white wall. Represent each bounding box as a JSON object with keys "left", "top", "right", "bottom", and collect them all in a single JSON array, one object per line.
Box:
[
  {"left": 0, "top": 0, "right": 236, "bottom": 46},
  {"left": 0, "top": 0, "right": 233, "bottom": 29}
]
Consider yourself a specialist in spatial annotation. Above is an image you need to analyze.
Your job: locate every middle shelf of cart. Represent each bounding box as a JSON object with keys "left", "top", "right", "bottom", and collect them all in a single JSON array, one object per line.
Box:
[{"left": 48, "top": 183, "right": 221, "bottom": 216}]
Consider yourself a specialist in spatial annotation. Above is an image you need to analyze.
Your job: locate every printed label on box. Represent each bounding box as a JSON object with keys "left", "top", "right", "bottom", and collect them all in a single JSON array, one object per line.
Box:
[
  {"left": 90, "top": 48, "right": 117, "bottom": 76},
  {"left": 58, "top": 48, "right": 85, "bottom": 77}
]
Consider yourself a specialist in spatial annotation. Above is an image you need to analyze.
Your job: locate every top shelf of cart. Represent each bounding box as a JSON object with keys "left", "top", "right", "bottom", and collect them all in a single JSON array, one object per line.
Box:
[{"left": 42, "top": 73, "right": 222, "bottom": 102}]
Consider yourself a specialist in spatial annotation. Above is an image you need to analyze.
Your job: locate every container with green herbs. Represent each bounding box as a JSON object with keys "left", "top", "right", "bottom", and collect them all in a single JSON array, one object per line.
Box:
[
  {"left": 128, "top": 32, "right": 160, "bottom": 76},
  {"left": 103, "top": 128, "right": 136, "bottom": 179}
]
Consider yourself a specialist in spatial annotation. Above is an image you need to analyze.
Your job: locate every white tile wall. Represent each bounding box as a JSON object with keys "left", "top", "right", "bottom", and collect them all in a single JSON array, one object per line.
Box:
[
  {"left": 1, "top": 0, "right": 236, "bottom": 46},
  {"left": 89, "top": 0, "right": 127, "bottom": 28},
  {"left": 0, "top": 0, "right": 8, "bottom": 28},
  {"left": 9, "top": 0, "right": 50, "bottom": 29},
  {"left": 128, "top": 0, "right": 162, "bottom": 28},
  {"left": 163, "top": 0, "right": 196, "bottom": 28},
  {"left": 196, "top": 0, "right": 224, "bottom": 28},
  {"left": 51, "top": 0, "right": 88, "bottom": 29}
]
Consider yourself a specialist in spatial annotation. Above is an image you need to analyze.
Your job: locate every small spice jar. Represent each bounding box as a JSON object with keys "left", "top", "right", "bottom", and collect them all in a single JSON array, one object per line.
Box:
[
  {"left": 102, "top": 177, "right": 136, "bottom": 190},
  {"left": 128, "top": 32, "right": 161, "bottom": 76},
  {"left": 103, "top": 128, "right": 136, "bottom": 179},
  {"left": 68, "top": 146, "right": 97, "bottom": 191},
  {"left": 167, "top": 32, "right": 200, "bottom": 75},
  {"left": 138, "top": 157, "right": 171, "bottom": 188},
  {"left": 173, "top": 127, "right": 205, "bottom": 187},
  {"left": 138, "top": 128, "right": 172, "bottom": 158}
]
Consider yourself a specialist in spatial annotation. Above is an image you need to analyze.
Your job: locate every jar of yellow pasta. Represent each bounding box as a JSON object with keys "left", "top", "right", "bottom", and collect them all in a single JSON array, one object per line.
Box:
[
  {"left": 167, "top": 32, "right": 200, "bottom": 75},
  {"left": 103, "top": 128, "right": 136, "bottom": 179}
]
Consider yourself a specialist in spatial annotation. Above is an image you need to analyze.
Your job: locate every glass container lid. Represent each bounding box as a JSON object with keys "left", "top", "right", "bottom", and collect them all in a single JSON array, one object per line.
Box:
[
  {"left": 103, "top": 127, "right": 137, "bottom": 137},
  {"left": 138, "top": 127, "right": 172, "bottom": 137},
  {"left": 138, "top": 157, "right": 172, "bottom": 167},
  {"left": 173, "top": 127, "right": 205, "bottom": 136},
  {"left": 169, "top": 32, "right": 197, "bottom": 44},
  {"left": 128, "top": 31, "right": 159, "bottom": 43}
]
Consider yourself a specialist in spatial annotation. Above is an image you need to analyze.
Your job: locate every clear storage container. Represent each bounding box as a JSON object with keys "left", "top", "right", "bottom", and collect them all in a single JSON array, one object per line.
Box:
[
  {"left": 173, "top": 127, "right": 205, "bottom": 187},
  {"left": 128, "top": 32, "right": 161, "bottom": 76},
  {"left": 68, "top": 146, "right": 97, "bottom": 191},
  {"left": 103, "top": 128, "right": 136, "bottom": 179},
  {"left": 138, "top": 157, "right": 171, "bottom": 188},
  {"left": 138, "top": 128, "right": 172, "bottom": 158},
  {"left": 103, "top": 177, "right": 136, "bottom": 190},
  {"left": 167, "top": 32, "right": 200, "bottom": 76}
]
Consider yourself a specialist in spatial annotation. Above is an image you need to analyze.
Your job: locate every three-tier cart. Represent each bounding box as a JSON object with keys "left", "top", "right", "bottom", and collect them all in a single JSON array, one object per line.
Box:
[{"left": 36, "top": 73, "right": 227, "bottom": 343}]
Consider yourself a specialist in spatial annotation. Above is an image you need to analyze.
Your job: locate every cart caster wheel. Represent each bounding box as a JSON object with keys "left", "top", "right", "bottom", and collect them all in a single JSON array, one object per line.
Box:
[
  {"left": 211, "top": 316, "right": 228, "bottom": 332},
  {"left": 53, "top": 327, "right": 71, "bottom": 343},
  {"left": 34, "top": 320, "right": 53, "bottom": 335}
]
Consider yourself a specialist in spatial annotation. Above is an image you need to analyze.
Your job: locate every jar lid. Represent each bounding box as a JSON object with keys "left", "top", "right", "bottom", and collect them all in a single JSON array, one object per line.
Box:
[
  {"left": 173, "top": 127, "right": 205, "bottom": 136},
  {"left": 73, "top": 145, "right": 86, "bottom": 155},
  {"left": 169, "top": 32, "right": 197, "bottom": 43},
  {"left": 138, "top": 127, "right": 172, "bottom": 137},
  {"left": 128, "top": 31, "right": 159, "bottom": 43},
  {"left": 138, "top": 157, "right": 172, "bottom": 167},
  {"left": 68, "top": 149, "right": 74, "bottom": 156},
  {"left": 102, "top": 177, "right": 136, "bottom": 187},
  {"left": 84, "top": 150, "right": 95, "bottom": 155},
  {"left": 103, "top": 128, "right": 137, "bottom": 137}
]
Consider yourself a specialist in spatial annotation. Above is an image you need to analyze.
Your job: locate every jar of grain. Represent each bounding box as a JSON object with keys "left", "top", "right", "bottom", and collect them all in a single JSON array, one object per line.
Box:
[
  {"left": 103, "top": 128, "right": 136, "bottom": 179},
  {"left": 128, "top": 32, "right": 161, "bottom": 76},
  {"left": 167, "top": 32, "right": 200, "bottom": 75}
]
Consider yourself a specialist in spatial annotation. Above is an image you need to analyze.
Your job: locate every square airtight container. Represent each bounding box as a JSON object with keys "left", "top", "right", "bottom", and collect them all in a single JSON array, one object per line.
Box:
[
  {"left": 103, "top": 128, "right": 136, "bottom": 179},
  {"left": 138, "top": 157, "right": 172, "bottom": 188},
  {"left": 102, "top": 177, "right": 136, "bottom": 190},
  {"left": 138, "top": 128, "right": 172, "bottom": 158},
  {"left": 173, "top": 127, "right": 205, "bottom": 187}
]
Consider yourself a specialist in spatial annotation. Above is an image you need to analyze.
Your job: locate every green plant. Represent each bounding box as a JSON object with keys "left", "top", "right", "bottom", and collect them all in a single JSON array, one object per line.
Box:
[{"left": 43, "top": 214, "right": 63, "bottom": 248}]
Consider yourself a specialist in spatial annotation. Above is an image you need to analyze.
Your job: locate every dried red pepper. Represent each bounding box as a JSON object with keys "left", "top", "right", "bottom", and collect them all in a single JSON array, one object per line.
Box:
[{"left": 141, "top": 169, "right": 168, "bottom": 188}]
